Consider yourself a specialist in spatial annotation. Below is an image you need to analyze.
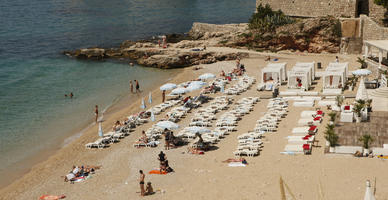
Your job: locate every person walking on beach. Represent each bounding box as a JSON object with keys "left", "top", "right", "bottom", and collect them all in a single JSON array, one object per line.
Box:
[
  {"left": 162, "top": 90, "right": 165, "bottom": 103},
  {"left": 335, "top": 56, "right": 339, "bottom": 63},
  {"left": 130, "top": 80, "right": 134, "bottom": 93},
  {"left": 135, "top": 80, "right": 140, "bottom": 93},
  {"left": 139, "top": 170, "right": 145, "bottom": 196},
  {"left": 94, "top": 105, "right": 99, "bottom": 123}
]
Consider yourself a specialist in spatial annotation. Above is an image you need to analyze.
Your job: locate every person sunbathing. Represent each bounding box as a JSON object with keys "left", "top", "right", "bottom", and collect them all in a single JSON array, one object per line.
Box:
[
  {"left": 220, "top": 70, "right": 225, "bottom": 77},
  {"left": 222, "top": 158, "right": 248, "bottom": 164}
]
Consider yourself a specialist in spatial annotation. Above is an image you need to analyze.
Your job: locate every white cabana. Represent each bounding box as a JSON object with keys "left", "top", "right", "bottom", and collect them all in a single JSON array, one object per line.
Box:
[
  {"left": 266, "top": 62, "right": 287, "bottom": 81},
  {"left": 323, "top": 70, "right": 345, "bottom": 89},
  {"left": 287, "top": 70, "right": 310, "bottom": 90},
  {"left": 327, "top": 62, "right": 349, "bottom": 77},
  {"left": 261, "top": 66, "right": 283, "bottom": 84},
  {"left": 364, "top": 40, "right": 388, "bottom": 70},
  {"left": 294, "top": 62, "right": 315, "bottom": 80}
]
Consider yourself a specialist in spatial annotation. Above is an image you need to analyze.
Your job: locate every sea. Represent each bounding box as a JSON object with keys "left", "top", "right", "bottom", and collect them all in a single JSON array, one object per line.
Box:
[{"left": 0, "top": 0, "right": 255, "bottom": 187}]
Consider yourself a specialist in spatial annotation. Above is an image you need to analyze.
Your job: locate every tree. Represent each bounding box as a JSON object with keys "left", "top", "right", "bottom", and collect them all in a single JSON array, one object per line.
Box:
[
  {"left": 325, "top": 128, "right": 339, "bottom": 147},
  {"left": 249, "top": 4, "right": 294, "bottom": 34},
  {"left": 353, "top": 103, "right": 365, "bottom": 117},
  {"left": 335, "top": 95, "right": 344, "bottom": 107},
  {"left": 328, "top": 112, "right": 337, "bottom": 122},
  {"left": 374, "top": 0, "right": 388, "bottom": 26},
  {"left": 359, "top": 134, "right": 374, "bottom": 149},
  {"left": 357, "top": 57, "right": 367, "bottom": 69}
]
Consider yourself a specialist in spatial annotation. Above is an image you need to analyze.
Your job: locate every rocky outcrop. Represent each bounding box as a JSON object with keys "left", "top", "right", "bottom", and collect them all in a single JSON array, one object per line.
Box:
[{"left": 231, "top": 16, "right": 342, "bottom": 53}]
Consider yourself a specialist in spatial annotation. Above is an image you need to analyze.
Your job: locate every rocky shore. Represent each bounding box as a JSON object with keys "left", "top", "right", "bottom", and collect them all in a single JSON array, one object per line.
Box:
[{"left": 64, "top": 18, "right": 341, "bottom": 68}]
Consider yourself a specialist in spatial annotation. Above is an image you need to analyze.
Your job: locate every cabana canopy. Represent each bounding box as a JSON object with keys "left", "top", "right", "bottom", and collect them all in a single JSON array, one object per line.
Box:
[
  {"left": 266, "top": 62, "right": 287, "bottom": 81},
  {"left": 294, "top": 62, "right": 315, "bottom": 81},
  {"left": 323, "top": 70, "right": 345, "bottom": 89},
  {"left": 287, "top": 70, "right": 310, "bottom": 90},
  {"left": 261, "top": 66, "right": 284, "bottom": 83},
  {"left": 327, "top": 62, "right": 349, "bottom": 77}
]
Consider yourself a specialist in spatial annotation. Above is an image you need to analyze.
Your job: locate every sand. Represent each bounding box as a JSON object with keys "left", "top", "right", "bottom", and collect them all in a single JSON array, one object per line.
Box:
[{"left": 1, "top": 49, "right": 387, "bottom": 200}]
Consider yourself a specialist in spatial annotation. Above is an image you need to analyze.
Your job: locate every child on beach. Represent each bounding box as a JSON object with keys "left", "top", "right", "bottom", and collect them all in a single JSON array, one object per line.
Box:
[{"left": 146, "top": 182, "right": 154, "bottom": 195}]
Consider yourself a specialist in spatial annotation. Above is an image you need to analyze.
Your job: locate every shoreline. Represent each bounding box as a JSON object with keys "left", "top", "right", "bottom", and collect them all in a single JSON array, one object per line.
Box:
[
  {"left": 3, "top": 48, "right": 387, "bottom": 199},
  {"left": 0, "top": 65, "right": 183, "bottom": 191}
]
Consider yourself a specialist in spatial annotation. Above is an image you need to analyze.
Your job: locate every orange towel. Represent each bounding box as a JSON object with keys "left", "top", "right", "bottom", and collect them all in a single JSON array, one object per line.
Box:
[{"left": 148, "top": 170, "right": 167, "bottom": 175}]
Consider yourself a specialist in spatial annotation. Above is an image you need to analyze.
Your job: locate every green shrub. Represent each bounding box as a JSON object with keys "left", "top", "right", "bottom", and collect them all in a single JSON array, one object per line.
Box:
[{"left": 249, "top": 4, "right": 294, "bottom": 34}]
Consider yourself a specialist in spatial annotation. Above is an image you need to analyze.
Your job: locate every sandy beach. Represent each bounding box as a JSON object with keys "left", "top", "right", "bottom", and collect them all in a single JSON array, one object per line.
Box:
[{"left": 1, "top": 48, "right": 387, "bottom": 200}]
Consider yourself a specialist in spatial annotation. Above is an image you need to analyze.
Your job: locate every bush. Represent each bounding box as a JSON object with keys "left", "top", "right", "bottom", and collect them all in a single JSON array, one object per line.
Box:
[
  {"left": 325, "top": 128, "right": 339, "bottom": 147},
  {"left": 249, "top": 4, "right": 294, "bottom": 34}
]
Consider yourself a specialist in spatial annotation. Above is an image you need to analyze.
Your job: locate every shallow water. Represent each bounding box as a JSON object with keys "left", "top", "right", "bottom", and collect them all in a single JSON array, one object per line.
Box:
[{"left": 0, "top": 0, "right": 255, "bottom": 187}]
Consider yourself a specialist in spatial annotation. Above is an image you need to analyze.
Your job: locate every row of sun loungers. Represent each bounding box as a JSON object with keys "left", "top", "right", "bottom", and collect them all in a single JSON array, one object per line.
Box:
[
  {"left": 147, "top": 99, "right": 181, "bottom": 115},
  {"left": 224, "top": 76, "right": 256, "bottom": 95},
  {"left": 86, "top": 126, "right": 133, "bottom": 149},
  {"left": 282, "top": 109, "right": 324, "bottom": 155},
  {"left": 255, "top": 98, "right": 288, "bottom": 133}
]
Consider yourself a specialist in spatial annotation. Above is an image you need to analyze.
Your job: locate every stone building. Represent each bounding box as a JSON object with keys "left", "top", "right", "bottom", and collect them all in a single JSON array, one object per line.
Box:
[{"left": 256, "top": 0, "right": 385, "bottom": 23}]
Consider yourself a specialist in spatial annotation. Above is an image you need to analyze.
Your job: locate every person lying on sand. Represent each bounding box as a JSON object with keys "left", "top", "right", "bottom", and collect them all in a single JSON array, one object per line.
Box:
[
  {"left": 39, "top": 194, "right": 66, "bottom": 200},
  {"left": 222, "top": 158, "right": 248, "bottom": 164}
]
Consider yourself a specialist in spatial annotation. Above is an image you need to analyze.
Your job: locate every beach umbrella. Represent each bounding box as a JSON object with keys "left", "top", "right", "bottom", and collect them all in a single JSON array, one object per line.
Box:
[
  {"left": 155, "top": 121, "right": 179, "bottom": 130},
  {"left": 352, "top": 69, "right": 372, "bottom": 76},
  {"left": 199, "top": 73, "right": 216, "bottom": 80},
  {"left": 98, "top": 122, "right": 104, "bottom": 137},
  {"left": 150, "top": 111, "right": 155, "bottom": 122},
  {"left": 184, "top": 126, "right": 211, "bottom": 134},
  {"left": 356, "top": 76, "right": 369, "bottom": 101},
  {"left": 364, "top": 180, "right": 376, "bottom": 200},
  {"left": 140, "top": 98, "right": 146, "bottom": 109},
  {"left": 189, "top": 81, "right": 207, "bottom": 86},
  {"left": 148, "top": 92, "right": 152, "bottom": 104},
  {"left": 186, "top": 84, "right": 203, "bottom": 92},
  {"left": 160, "top": 83, "right": 177, "bottom": 91},
  {"left": 171, "top": 87, "right": 187, "bottom": 95}
]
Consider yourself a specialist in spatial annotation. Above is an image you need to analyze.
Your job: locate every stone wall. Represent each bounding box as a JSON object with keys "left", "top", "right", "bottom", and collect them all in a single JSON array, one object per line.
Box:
[
  {"left": 368, "top": 0, "right": 386, "bottom": 24},
  {"left": 361, "top": 15, "right": 388, "bottom": 40},
  {"left": 256, "top": 0, "right": 358, "bottom": 18}
]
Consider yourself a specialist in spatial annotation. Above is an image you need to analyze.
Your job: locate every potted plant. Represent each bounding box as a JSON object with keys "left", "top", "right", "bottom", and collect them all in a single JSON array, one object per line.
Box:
[
  {"left": 366, "top": 99, "right": 372, "bottom": 112},
  {"left": 359, "top": 134, "right": 374, "bottom": 153},
  {"left": 335, "top": 96, "right": 344, "bottom": 107},
  {"left": 353, "top": 103, "right": 364, "bottom": 123},
  {"left": 325, "top": 128, "right": 338, "bottom": 153},
  {"left": 357, "top": 57, "right": 367, "bottom": 69},
  {"left": 328, "top": 112, "right": 337, "bottom": 125}
]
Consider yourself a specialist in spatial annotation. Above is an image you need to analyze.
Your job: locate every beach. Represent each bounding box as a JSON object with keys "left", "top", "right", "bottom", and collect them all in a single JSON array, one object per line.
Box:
[{"left": 1, "top": 49, "right": 388, "bottom": 200}]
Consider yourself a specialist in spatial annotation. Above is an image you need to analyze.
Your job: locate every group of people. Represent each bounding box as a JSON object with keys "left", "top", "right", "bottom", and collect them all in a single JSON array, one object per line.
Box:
[
  {"left": 158, "top": 151, "right": 174, "bottom": 173},
  {"left": 130, "top": 80, "right": 141, "bottom": 93},
  {"left": 219, "top": 59, "right": 246, "bottom": 81},
  {"left": 63, "top": 165, "right": 100, "bottom": 183},
  {"left": 138, "top": 170, "right": 154, "bottom": 196}
]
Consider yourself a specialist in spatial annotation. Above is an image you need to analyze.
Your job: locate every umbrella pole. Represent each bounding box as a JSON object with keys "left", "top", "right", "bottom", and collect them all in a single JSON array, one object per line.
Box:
[{"left": 280, "top": 176, "right": 286, "bottom": 200}]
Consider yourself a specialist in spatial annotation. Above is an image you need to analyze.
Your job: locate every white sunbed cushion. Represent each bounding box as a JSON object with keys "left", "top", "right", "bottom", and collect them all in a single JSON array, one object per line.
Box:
[{"left": 292, "top": 127, "right": 310, "bottom": 134}]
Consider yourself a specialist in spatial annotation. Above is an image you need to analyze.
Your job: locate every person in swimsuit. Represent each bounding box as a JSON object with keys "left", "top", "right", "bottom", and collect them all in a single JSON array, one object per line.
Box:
[
  {"left": 130, "top": 80, "right": 133, "bottom": 93},
  {"left": 135, "top": 80, "right": 140, "bottom": 93},
  {"left": 139, "top": 170, "right": 145, "bottom": 196},
  {"left": 70, "top": 92, "right": 74, "bottom": 98},
  {"left": 94, "top": 105, "right": 99, "bottom": 123},
  {"left": 158, "top": 151, "right": 166, "bottom": 162}
]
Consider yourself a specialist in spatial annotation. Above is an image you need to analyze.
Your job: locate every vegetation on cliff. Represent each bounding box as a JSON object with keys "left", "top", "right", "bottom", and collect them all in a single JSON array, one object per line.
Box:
[
  {"left": 234, "top": 4, "right": 341, "bottom": 53},
  {"left": 374, "top": 0, "right": 388, "bottom": 26}
]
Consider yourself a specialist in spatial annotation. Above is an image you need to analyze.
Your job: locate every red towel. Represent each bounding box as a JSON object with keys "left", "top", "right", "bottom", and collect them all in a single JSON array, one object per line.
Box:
[
  {"left": 309, "top": 126, "right": 317, "bottom": 131},
  {"left": 303, "top": 144, "right": 310, "bottom": 150},
  {"left": 317, "top": 110, "right": 323, "bottom": 115},
  {"left": 313, "top": 116, "right": 321, "bottom": 121},
  {"left": 344, "top": 105, "right": 350, "bottom": 110}
]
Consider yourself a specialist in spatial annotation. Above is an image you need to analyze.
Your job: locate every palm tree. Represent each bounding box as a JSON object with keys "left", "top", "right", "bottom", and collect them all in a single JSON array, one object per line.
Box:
[
  {"left": 357, "top": 57, "right": 367, "bottom": 69},
  {"left": 356, "top": 99, "right": 366, "bottom": 107},
  {"left": 335, "top": 95, "right": 344, "bottom": 107},
  {"left": 328, "top": 112, "right": 337, "bottom": 122},
  {"left": 325, "top": 129, "right": 338, "bottom": 148},
  {"left": 353, "top": 103, "right": 364, "bottom": 117},
  {"left": 359, "top": 134, "right": 374, "bottom": 149},
  {"left": 325, "top": 123, "right": 335, "bottom": 131}
]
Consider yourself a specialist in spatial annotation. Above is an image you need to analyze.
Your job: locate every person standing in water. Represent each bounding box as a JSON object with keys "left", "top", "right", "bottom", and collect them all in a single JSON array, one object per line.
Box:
[
  {"left": 135, "top": 80, "right": 140, "bottom": 93},
  {"left": 70, "top": 92, "right": 74, "bottom": 99},
  {"left": 94, "top": 105, "right": 99, "bottom": 123},
  {"left": 139, "top": 170, "right": 145, "bottom": 196},
  {"left": 130, "top": 80, "right": 134, "bottom": 93},
  {"left": 162, "top": 90, "right": 165, "bottom": 103}
]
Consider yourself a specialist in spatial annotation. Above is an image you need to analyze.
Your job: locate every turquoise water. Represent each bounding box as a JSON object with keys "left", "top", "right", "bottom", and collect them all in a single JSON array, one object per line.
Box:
[{"left": 0, "top": 0, "right": 255, "bottom": 187}]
